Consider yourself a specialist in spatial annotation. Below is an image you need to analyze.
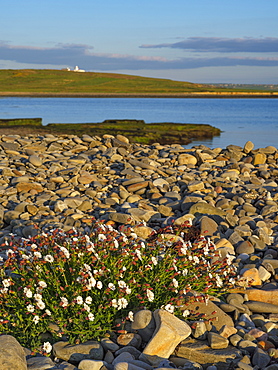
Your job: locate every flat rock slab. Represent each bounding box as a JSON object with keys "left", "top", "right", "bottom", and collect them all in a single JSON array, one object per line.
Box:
[
  {"left": 244, "top": 289, "right": 278, "bottom": 305},
  {"left": 140, "top": 309, "right": 191, "bottom": 366},
  {"left": 244, "top": 300, "right": 278, "bottom": 313},
  {"left": 180, "top": 298, "right": 234, "bottom": 331},
  {"left": 174, "top": 338, "right": 241, "bottom": 370},
  {"left": 53, "top": 340, "right": 103, "bottom": 362},
  {"left": 189, "top": 202, "right": 226, "bottom": 217}
]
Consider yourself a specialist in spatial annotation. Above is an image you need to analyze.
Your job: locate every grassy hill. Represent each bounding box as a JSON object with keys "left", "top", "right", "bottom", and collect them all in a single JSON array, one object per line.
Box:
[
  {"left": 0, "top": 69, "right": 212, "bottom": 94},
  {"left": 0, "top": 69, "right": 276, "bottom": 95}
]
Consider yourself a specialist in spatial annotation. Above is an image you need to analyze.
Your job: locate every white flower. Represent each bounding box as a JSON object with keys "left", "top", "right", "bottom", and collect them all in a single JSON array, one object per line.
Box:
[
  {"left": 128, "top": 311, "right": 134, "bottom": 322},
  {"left": 42, "top": 342, "right": 52, "bottom": 353},
  {"left": 34, "top": 251, "right": 42, "bottom": 258},
  {"left": 83, "top": 264, "right": 91, "bottom": 272},
  {"left": 0, "top": 287, "right": 8, "bottom": 294},
  {"left": 182, "top": 310, "right": 190, "bottom": 317},
  {"left": 2, "top": 279, "right": 11, "bottom": 288},
  {"left": 226, "top": 254, "right": 235, "bottom": 266},
  {"left": 172, "top": 278, "right": 179, "bottom": 288},
  {"left": 146, "top": 289, "right": 155, "bottom": 302},
  {"left": 22, "top": 254, "right": 30, "bottom": 260},
  {"left": 44, "top": 255, "right": 54, "bottom": 263},
  {"left": 114, "top": 240, "right": 119, "bottom": 248},
  {"left": 85, "top": 296, "right": 93, "bottom": 305},
  {"left": 111, "top": 299, "right": 118, "bottom": 308},
  {"left": 118, "top": 280, "right": 127, "bottom": 289},
  {"left": 6, "top": 249, "right": 14, "bottom": 257},
  {"left": 76, "top": 296, "right": 83, "bottom": 305},
  {"left": 108, "top": 283, "right": 116, "bottom": 291},
  {"left": 83, "top": 303, "right": 90, "bottom": 312},
  {"left": 164, "top": 304, "right": 175, "bottom": 314},
  {"left": 88, "top": 313, "right": 95, "bottom": 321},
  {"left": 86, "top": 243, "right": 95, "bottom": 252},
  {"left": 118, "top": 298, "right": 128, "bottom": 310},
  {"left": 37, "top": 301, "right": 45, "bottom": 310},
  {"left": 96, "top": 281, "right": 103, "bottom": 290},
  {"left": 60, "top": 297, "right": 68, "bottom": 308},
  {"left": 34, "top": 293, "right": 42, "bottom": 301},
  {"left": 33, "top": 315, "right": 40, "bottom": 324},
  {"left": 215, "top": 275, "right": 223, "bottom": 288},
  {"left": 24, "top": 287, "right": 33, "bottom": 298},
  {"left": 151, "top": 256, "right": 158, "bottom": 266},
  {"left": 182, "top": 269, "right": 188, "bottom": 276},
  {"left": 27, "top": 304, "right": 35, "bottom": 312},
  {"left": 45, "top": 309, "right": 52, "bottom": 316},
  {"left": 59, "top": 246, "right": 70, "bottom": 259},
  {"left": 98, "top": 234, "right": 107, "bottom": 241},
  {"left": 135, "top": 249, "right": 142, "bottom": 261},
  {"left": 193, "top": 256, "right": 200, "bottom": 264},
  {"left": 87, "top": 277, "right": 96, "bottom": 289},
  {"left": 126, "top": 287, "right": 132, "bottom": 295},
  {"left": 38, "top": 281, "right": 47, "bottom": 288},
  {"left": 180, "top": 247, "right": 187, "bottom": 255}
]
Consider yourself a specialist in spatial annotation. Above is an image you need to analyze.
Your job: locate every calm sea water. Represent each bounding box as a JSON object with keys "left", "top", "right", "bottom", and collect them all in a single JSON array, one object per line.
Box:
[{"left": 0, "top": 97, "right": 277, "bottom": 149}]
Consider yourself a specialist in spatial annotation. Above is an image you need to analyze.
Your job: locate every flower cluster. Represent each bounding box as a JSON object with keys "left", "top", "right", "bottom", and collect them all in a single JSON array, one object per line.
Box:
[{"left": 0, "top": 219, "right": 239, "bottom": 351}]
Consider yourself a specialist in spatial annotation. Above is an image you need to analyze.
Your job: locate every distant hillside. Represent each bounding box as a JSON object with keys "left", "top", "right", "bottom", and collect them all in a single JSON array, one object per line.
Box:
[{"left": 0, "top": 69, "right": 277, "bottom": 96}]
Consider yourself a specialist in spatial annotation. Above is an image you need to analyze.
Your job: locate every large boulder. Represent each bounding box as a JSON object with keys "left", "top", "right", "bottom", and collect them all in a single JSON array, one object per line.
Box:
[{"left": 0, "top": 335, "right": 27, "bottom": 370}]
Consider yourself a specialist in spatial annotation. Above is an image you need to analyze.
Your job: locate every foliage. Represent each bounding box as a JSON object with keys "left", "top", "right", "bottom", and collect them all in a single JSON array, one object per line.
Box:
[{"left": 0, "top": 219, "right": 239, "bottom": 352}]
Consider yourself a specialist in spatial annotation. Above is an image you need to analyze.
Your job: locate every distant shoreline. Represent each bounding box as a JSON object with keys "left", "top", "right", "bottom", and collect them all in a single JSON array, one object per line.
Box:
[{"left": 0, "top": 92, "right": 277, "bottom": 98}]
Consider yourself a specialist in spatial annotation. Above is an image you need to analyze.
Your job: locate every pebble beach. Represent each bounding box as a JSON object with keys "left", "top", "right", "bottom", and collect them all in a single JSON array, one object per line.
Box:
[{"left": 0, "top": 132, "right": 278, "bottom": 370}]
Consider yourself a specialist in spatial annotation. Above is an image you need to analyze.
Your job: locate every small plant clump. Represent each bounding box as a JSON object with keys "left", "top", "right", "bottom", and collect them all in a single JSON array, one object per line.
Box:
[{"left": 0, "top": 219, "right": 239, "bottom": 352}]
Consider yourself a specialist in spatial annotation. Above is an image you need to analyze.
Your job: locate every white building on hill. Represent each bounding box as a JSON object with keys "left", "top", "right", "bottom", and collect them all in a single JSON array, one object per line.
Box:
[{"left": 73, "top": 66, "right": 85, "bottom": 72}]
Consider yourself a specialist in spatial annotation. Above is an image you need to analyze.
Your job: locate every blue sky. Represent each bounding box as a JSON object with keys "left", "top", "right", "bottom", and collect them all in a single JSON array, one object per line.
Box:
[{"left": 1, "top": 0, "right": 278, "bottom": 83}]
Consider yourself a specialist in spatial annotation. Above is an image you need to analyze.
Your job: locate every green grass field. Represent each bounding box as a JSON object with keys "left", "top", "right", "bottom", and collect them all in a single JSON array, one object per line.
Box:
[{"left": 0, "top": 69, "right": 276, "bottom": 95}]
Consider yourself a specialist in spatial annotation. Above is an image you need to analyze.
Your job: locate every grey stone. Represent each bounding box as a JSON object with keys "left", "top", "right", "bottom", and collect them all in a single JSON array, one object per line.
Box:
[
  {"left": 191, "top": 320, "right": 207, "bottom": 340},
  {"left": 252, "top": 347, "right": 271, "bottom": 368},
  {"left": 237, "top": 340, "right": 257, "bottom": 354},
  {"left": 207, "top": 332, "right": 229, "bottom": 349},
  {"left": 115, "top": 347, "right": 141, "bottom": 360},
  {"left": 100, "top": 338, "right": 120, "bottom": 352},
  {"left": 29, "top": 154, "right": 42, "bottom": 167},
  {"left": 114, "top": 363, "right": 145, "bottom": 370},
  {"left": 112, "top": 352, "right": 134, "bottom": 366},
  {"left": 117, "top": 333, "right": 142, "bottom": 349},
  {"left": 26, "top": 356, "right": 56, "bottom": 369},
  {"left": 244, "top": 301, "right": 278, "bottom": 313}
]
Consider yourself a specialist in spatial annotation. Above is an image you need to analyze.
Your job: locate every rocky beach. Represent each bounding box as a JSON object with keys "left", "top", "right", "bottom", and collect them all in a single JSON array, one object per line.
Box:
[{"left": 0, "top": 132, "right": 278, "bottom": 370}]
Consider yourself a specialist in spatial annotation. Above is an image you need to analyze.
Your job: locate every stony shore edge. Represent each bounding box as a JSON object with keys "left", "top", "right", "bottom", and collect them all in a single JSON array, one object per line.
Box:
[
  {"left": 0, "top": 132, "right": 278, "bottom": 370},
  {"left": 0, "top": 92, "right": 278, "bottom": 98}
]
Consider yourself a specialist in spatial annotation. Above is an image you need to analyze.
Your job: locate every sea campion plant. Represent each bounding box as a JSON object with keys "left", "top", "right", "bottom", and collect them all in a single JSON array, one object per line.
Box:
[{"left": 0, "top": 219, "right": 239, "bottom": 351}]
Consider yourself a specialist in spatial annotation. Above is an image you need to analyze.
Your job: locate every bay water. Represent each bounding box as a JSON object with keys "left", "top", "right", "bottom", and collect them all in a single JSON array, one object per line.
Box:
[{"left": 0, "top": 97, "right": 277, "bottom": 149}]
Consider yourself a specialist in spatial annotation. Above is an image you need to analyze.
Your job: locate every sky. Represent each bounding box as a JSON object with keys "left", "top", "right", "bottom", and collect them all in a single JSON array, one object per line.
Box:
[{"left": 1, "top": 0, "right": 278, "bottom": 83}]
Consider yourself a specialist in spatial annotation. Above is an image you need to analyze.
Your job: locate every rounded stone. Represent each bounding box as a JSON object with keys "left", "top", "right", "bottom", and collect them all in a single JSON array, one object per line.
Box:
[{"left": 29, "top": 154, "right": 42, "bottom": 167}]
